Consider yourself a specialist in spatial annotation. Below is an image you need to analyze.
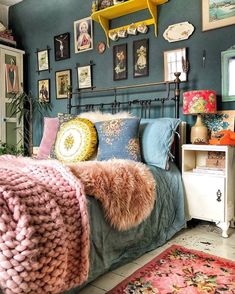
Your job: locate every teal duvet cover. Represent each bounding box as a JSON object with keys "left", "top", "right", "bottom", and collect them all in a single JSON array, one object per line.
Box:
[{"left": 65, "top": 162, "right": 185, "bottom": 293}]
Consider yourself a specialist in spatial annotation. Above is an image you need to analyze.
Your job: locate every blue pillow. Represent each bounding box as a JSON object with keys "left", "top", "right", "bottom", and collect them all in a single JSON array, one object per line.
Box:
[
  {"left": 140, "top": 118, "right": 181, "bottom": 169},
  {"left": 95, "top": 118, "right": 141, "bottom": 161}
]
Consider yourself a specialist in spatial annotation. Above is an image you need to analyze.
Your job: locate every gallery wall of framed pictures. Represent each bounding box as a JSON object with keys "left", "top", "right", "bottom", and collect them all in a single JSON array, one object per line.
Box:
[{"left": 34, "top": 2, "right": 192, "bottom": 104}]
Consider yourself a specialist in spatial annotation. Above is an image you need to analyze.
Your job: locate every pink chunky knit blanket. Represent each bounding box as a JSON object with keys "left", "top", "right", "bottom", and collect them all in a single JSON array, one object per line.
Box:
[{"left": 0, "top": 156, "right": 90, "bottom": 294}]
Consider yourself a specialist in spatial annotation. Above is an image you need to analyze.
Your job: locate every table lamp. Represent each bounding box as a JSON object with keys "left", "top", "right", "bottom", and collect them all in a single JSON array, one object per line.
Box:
[{"left": 183, "top": 90, "right": 217, "bottom": 144}]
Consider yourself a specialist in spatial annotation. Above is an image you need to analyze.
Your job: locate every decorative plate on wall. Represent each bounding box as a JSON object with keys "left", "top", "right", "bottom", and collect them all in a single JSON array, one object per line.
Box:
[{"left": 163, "top": 22, "right": 194, "bottom": 43}]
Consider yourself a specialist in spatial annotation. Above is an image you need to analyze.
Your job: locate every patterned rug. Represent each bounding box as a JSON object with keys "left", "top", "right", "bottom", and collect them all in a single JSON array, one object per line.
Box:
[{"left": 107, "top": 244, "right": 235, "bottom": 293}]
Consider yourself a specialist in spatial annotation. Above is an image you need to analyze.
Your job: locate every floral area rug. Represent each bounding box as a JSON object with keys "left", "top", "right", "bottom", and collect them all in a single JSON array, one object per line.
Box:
[{"left": 107, "top": 244, "right": 235, "bottom": 293}]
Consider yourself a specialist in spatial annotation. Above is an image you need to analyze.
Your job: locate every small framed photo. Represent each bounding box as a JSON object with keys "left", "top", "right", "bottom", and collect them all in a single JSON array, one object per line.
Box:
[
  {"left": 133, "top": 38, "right": 149, "bottom": 78},
  {"left": 55, "top": 69, "right": 71, "bottom": 99},
  {"left": 38, "top": 79, "right": 50, "bottom": 103},
  {"left": 37, "top": 49, "right": 50, "bottom": 72},
  {"left": 54, "top": 32, "right": 70, "bottom": 61},
  {"left": 97, "top": 41, "right": 106, "bottom": 54},
  {"left": 98, "top": 0, "right": 113, "bottom": 10},
  {"left": 163, "top": 47, "right": 187, "bottom": 82},
  {"left": 77, "top": 65, "right": 92, "bottom": 89},
  {"left": 74, "top": 17, "right": 93, "bottom": 53},
  {"left": 202, "top": 0, "right": 235, "bottom": 31},
  {"left": 113, "top": 43, "right": 128, "bottom": 81}
]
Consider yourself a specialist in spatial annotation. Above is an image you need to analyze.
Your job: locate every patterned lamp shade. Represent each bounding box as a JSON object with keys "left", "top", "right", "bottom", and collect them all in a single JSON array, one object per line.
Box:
[{"left": 183, "top": 90, "right": 217, "bottom": 115}]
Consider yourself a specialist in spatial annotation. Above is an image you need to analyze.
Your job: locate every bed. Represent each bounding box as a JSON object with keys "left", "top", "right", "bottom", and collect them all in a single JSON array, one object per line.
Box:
[{"left": 0, "top": 76, "right": 186, "bottom": 294}]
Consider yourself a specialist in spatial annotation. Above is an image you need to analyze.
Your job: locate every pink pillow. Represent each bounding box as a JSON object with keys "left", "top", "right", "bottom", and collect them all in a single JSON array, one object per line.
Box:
[{"left": 37, "top": 117, "right": 59, "bottom": 159}]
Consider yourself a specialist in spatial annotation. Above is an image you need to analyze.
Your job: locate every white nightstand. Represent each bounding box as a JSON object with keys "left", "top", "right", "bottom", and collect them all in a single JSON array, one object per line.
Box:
[{"left": 182, "top": 144, "right": 235, "bottom": 238}]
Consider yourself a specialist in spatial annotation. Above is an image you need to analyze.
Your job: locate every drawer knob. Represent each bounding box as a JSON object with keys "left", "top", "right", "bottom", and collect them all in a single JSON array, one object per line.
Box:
[{"left": 216, "top": 189, "right": 222, "bottom": 202}]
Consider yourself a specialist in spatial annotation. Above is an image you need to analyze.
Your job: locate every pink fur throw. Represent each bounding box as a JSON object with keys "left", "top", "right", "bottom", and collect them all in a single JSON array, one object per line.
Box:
[
  {"left": 68, "top": 159, "right": 156, "bottom": 231},
  {"left": 0, "top": 155, "right": 89, "bottom": 294}
]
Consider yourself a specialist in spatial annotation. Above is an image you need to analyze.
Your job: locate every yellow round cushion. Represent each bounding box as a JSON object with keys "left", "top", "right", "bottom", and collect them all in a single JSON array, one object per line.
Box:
[{"left": 55, "top": 118, "right": 97, "bottom": 163}]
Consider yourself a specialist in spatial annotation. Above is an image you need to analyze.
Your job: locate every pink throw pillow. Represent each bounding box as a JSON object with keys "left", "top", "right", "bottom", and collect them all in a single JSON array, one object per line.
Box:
[{"left": 37, "top": 117, "right": 59, "bottom": 159}]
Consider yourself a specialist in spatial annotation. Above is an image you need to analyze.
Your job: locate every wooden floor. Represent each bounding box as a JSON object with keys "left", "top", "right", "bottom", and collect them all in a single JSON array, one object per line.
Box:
[{"left": 79, "top": 221, "right": 235, "bottom": 293}]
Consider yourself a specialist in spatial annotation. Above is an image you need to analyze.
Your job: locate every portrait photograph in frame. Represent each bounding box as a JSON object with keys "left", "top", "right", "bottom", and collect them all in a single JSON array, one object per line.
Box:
[
  {"left": 37, "top": 49, "right": 49, "bottom": 72},
  {"left": 38, "top": 79, "right": 50, "bottom": 103},
  {"left": 163, "top": 47, "right": 187, "bottom": 82},
  {"left": 74, "top": 17, "right": 93, "bottom": 53},
  {"left": 133, "top": 38, "right": 149, "bottom": 78},
  {"left": 54, "top": 32, "right": 70, "bottom": 61},
  {"left": 55, "top": 69, "right": 71, "bottom": 99},
  {"left": 202, "top": 0, "right": 235, "bottom": 31},
  {"left": 77, "top": 65, "right": 92, "bottom": 89},
  {"left": 113, "top": 43, "right": 128, "bottom": 81}
]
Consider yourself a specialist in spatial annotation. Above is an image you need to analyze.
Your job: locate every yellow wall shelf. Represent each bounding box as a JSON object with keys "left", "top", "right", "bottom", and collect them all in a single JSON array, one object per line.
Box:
[{"left": 91, "top": 0, "right": 168, "bottom": 47}]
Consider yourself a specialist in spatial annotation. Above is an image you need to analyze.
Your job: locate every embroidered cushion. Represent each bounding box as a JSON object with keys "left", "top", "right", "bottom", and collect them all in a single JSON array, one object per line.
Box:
[
  {"left": 54, "top": 118, "right": 97, "bottom": 163},
  {"left": 37, "top": 117, "right": 59, "bottom": 159},
  {"left": 140, "top": 118, "right": 181, "bottom": 170},
  {"left": 95, "top": 118, "right": 141, "bottom": 161}
]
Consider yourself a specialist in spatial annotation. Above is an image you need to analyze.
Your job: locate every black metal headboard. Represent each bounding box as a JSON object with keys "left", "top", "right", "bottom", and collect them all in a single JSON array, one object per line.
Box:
[
  {"left": 67, "top": 72, "right": 182, "bottom": 166},
  {"left": 67, "top": 72, "right": 181, "bottom": 119}
]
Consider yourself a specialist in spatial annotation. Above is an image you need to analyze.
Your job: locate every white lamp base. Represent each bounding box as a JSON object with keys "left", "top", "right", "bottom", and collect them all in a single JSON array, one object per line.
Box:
[{"left": 191, "top": 114, "right": 208, "bottom": 144}]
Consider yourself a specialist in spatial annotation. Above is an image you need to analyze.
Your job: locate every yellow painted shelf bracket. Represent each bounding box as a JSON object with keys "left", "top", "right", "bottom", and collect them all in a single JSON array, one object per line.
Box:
[
  {"left": 98, "top": 15, "right": 110, "bottom": 47},
  {"left": 147, "top": 0, "right": 158, "bottom": 37}
]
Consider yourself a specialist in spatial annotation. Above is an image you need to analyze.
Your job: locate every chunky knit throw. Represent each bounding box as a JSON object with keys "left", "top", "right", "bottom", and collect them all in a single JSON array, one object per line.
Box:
[{"left": 0, "top": 156, "right": 90, "bottom": 294}]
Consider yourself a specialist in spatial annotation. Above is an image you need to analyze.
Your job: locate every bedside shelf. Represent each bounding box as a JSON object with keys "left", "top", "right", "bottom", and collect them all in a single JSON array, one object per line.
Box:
[{"left": 91, "top": 0, "right": 168, "bottom": 46}]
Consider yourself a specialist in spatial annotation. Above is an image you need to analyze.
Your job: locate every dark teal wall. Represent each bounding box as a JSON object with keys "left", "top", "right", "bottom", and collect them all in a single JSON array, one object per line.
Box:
[{"left": 9, "top": 0, "right": 235, "bottom": 145}]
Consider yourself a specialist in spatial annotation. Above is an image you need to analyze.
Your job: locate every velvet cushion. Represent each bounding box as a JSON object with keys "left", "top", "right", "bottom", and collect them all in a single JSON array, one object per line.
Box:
[
  {"left": 37, "top": 117, "right": 59, "bottom": 159},
  {"left": 140, "top": 118, "right": 181, "bottom": 169},
  {"left": 95, "top": 118, "right": 141, "bottom": 161},
  {"left": 54, "top": 118, "right": 97, "bottom": 163}
]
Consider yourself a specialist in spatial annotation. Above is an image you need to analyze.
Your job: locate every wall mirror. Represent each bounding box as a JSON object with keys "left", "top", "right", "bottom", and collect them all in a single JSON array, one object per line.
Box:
[{"left": 221, "top": 46, "right": 235, "bottom": 102}]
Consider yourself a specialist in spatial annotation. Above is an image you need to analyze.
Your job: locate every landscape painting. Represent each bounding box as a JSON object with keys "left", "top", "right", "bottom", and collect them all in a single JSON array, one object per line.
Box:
[{"left": 202, "top": 0, "right": 235, "bottom": 30}]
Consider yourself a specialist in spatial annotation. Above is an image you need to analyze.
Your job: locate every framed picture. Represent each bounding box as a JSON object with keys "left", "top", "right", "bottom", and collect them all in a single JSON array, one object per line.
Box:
[
  {"left": 55, "top": 69, "right": 71, "bottom": 99},
  {"left": 74, "top": 17, "right": 93, "bottom": 53},
  {"left": 38, "top": 79, "right": 50, "bottom": 103},
  {"left": 37, "top": 49, "right": 49, "bottom": 72},
  {"left": 113, "top": 43, "right": 128, "bottom": 81},
  {"left": 133, "top": 39, "right": 149, "bottom": 78},
  {"left": 98, "top": 0, "right": 113, "bottom": 10},
  {"left": 97, "top": 41, "right": 106, "bottom": 54},
  {"left": 77, "top": 65, "right": 92, "bottom": 89},
  {"left": 202, "top": 0, "right": 235, "bottom": 31},
  {"left": 163, "top": 47, "right": 187, "bottom": 82},
  {"left": 54, "top": 32, "right": 70, "bottom": 61}
]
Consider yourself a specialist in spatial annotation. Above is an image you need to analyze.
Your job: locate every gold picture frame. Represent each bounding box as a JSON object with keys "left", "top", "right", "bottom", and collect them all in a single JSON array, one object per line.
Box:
[
  {"left": 55, "top": 69, "right": 71, "bottom": 99},
  {"left": 202, "top": 0, "right": 235, "bottom": 31}
]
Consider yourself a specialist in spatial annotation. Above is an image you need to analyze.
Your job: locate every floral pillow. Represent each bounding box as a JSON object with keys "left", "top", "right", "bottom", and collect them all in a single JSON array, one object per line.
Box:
[{"left": 95, "top": 118, "right": 141, "bottom": 161}]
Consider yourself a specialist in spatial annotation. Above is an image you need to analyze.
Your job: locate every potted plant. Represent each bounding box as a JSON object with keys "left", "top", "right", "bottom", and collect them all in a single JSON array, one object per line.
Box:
[{"left": 9, "top": 90, "right": 51, "bottom": 156}]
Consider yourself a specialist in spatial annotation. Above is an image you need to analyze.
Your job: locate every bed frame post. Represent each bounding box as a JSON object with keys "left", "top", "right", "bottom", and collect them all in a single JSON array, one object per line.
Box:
[
  {"left": 67, "top": 86, "right": 72, "bottom": 114},
  {"left": 174, "top": 72, "right": 181, "bottom": 119},
  {"left": 174, "top": 72, "right": 181, "bottom": 169}
]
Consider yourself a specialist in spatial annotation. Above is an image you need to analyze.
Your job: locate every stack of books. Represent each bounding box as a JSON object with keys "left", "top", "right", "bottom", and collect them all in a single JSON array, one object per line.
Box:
[
  {"left": 193, "top": 166, "right": 225, "bottom": 175},
  {"left": 0, "top": 29, "right": 16, "bottom": 47}
]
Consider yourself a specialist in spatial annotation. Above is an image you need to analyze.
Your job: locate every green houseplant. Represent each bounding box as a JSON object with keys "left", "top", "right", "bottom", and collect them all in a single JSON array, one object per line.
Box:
[{"left": 9, "top": 90, "right": 51, "bottom": 156}]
